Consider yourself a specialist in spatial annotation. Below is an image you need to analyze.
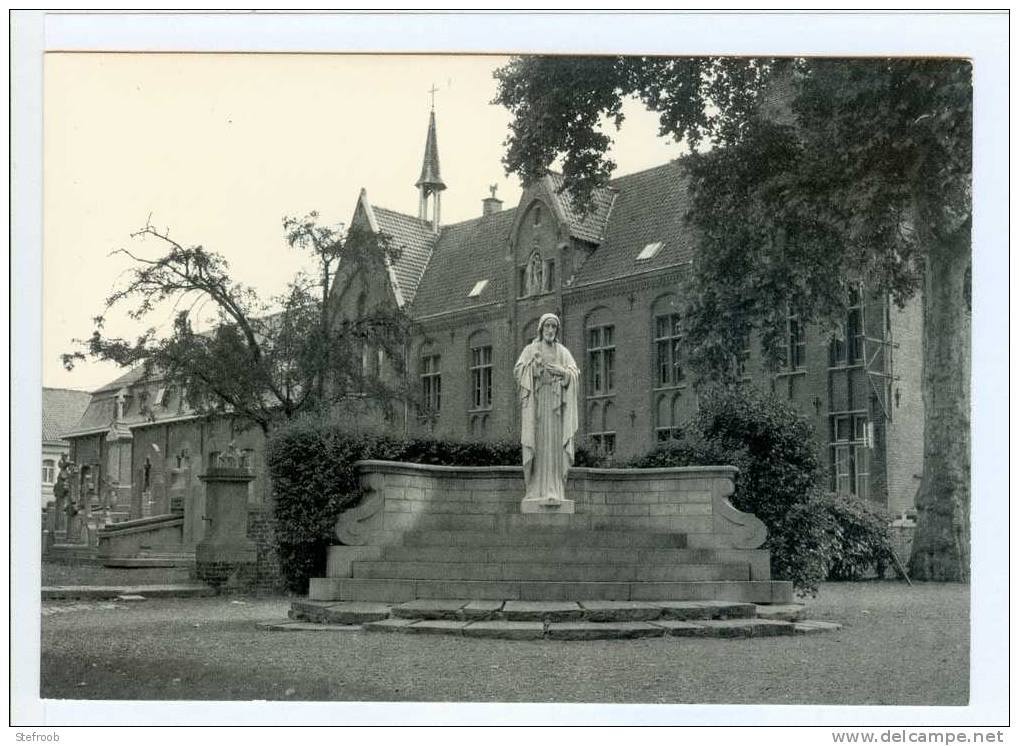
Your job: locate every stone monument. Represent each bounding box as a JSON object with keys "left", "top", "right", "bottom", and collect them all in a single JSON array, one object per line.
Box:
[
  {"left": 195, "top": 443, "right": 256, "bottom": 587},
  {"left": 513, "top": 312, "right": 580, "bottom": 513}
]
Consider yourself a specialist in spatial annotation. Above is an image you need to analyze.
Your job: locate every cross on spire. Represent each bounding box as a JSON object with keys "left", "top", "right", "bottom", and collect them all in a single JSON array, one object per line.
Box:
[{"left": 428, "top": 84, "right": 439, "bottom": 109}]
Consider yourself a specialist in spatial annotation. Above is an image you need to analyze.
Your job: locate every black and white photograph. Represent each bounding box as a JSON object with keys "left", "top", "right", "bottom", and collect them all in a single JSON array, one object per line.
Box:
[{"left": 11, "top": 10, "right": 1009, "bottom": 732}]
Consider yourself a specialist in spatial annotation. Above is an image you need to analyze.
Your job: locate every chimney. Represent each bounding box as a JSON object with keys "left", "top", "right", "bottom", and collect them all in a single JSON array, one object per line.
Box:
[{"left": 482, "top": 184, "right": 503, "bottom": 217}]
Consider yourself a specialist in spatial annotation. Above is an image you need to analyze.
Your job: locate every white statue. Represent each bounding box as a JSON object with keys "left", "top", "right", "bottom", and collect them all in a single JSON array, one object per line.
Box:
[{"left": 513, "top": 313, "right": 580, "bottom": 510}]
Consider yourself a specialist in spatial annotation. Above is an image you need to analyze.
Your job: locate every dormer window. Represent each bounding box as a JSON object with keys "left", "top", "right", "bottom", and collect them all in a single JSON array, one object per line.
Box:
[
  {"left": 468, "top": 280, "right": 489, "bottom": 298},
  {"left": 636, "top": 241, "right": 663, "bottom": 261}
]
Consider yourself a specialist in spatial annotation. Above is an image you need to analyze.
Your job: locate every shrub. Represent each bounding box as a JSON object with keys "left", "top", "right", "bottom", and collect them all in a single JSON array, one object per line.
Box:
[
  {"left": 628, "top": 384, "right": 893, "bottom": 595},
  {"left": 267, "top": 415, "right": 602, "bottom": 593},
  {"left": 266, "top": 416, "right": 403, "bottom": 593},
  {"left": 821, "top": 492, "right": 893, "bottom": 580}
]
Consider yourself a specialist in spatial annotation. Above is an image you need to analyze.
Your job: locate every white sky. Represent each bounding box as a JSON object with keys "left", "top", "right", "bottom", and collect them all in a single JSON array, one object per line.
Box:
[{"left": 44, "top": 53, "right": 686, "bottom": 392}]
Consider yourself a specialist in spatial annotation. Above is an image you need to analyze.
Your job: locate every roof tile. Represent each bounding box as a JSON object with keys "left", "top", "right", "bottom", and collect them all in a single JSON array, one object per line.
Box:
[
  {"left": 42, "top": 388, "right": 92, "bottom": 443},
  {"left": 371, "top": 206, "right": 439, "bottom": 306},
  {"left": 409, "top": 208, "right": 517, "bottom": 318}
]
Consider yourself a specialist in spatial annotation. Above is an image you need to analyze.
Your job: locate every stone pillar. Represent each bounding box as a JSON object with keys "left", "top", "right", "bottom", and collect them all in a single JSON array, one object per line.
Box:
[{"left": 195, "top": 444, "right": 256, "bottom": 588}]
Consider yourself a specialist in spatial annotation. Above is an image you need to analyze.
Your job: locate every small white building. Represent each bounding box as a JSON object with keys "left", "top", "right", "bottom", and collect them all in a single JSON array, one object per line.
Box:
[{"left": 41, "top": 388, "right": 91, "bottom": 506}]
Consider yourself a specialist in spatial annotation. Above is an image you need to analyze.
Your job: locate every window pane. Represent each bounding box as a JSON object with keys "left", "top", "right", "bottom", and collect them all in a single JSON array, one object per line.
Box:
[
  {"left": 604, "top": 326, "right": 614, "bottom": 346},
  {"left": 854, "top": 416, "right": 868, "bottom": 441},
  {"left": 835, "top": 416, "right": 851, "bottom": 441},
  {"left": 605, "top": 349, "right": 615, "bottom": 391},
  {"left": 656, "top": 341, "right": 669, "bottom": 386},
  {"left": 655, "top": 316, "right": 669, "bottom": 339},
  {"left": 672, "top": 339, "right": 683, "bottom": 382}
]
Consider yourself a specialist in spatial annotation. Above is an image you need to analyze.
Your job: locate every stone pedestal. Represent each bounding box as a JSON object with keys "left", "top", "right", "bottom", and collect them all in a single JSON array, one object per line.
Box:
[
  {"left": 195, "top": 447, "right": 256, "bottom": 586},
  {"left": 520, "top": 496, "right": 575, "bottom": 514}
]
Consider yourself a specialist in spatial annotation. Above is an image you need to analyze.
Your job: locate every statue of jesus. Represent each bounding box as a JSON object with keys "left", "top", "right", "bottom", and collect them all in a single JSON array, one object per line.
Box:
[{"left": 513, "top": 313, "right": 580, "bottom": 510}]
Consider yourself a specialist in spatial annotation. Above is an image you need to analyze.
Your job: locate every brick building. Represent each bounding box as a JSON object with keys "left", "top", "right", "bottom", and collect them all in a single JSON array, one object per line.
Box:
[
  {"left": 334, "top": 108, "right": 925, "bottom": 516},
  {"left": 65, "top": 107, "right": 925, "bottom": 522}
]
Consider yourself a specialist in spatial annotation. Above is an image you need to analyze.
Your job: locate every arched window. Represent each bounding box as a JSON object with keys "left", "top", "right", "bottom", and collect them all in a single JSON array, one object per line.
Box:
[
  {"left": 585, "top": 307, "right": 615, "bottom": 397},
  {"left": 651, "top": 294, "right": 684, "bottom": 389},
  {"left": 467, "top": 330, "right": 493, "bottom": 411},
  {"left": 586, "top": 400, "right": 616, "bottom": 456},
  {"left": 418, "top": 341, "right": 441, "bottom": 415},
  {"left": 584, "top": 307, "right": 616, "bottom": 455}
]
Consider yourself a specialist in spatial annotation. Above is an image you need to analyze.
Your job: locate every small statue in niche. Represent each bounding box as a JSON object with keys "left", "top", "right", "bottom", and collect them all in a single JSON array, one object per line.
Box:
[{"left": 527, "top": 251, "right": 543, "bottom": 296}]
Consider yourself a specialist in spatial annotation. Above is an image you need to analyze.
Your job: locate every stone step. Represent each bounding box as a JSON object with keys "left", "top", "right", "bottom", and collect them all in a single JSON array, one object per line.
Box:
[
  {"left": 380, "top": 544, "right": 767, "bottom": 566},
  {"left": 101, "top": 556, "right": 195, "bottom": 568},
  {"left": 289, "top": 600, "right": 392, "bottom": 624},
  {"left": 400, "top": 529, "right": 688, "bottom": 549},
  {"left": 351, "top": 560, "right": 751, "bottom": 583},
  {"left": 41, "top": 583, "right": 215, "bottom": 600},
  {"left": 389, "top": 513, "right": 712, "bottom": 534},
  {"left": 309, "top": 577, "right": 793, "bottom": 604},
  {"left": 359, "top": 617, "right": 801, "bottom": 640}
]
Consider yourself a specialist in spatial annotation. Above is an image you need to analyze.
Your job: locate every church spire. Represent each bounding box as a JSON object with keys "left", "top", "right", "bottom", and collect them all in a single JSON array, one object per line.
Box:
[{"left": 416, "top": 95, "right": 446, "bottom": 232}]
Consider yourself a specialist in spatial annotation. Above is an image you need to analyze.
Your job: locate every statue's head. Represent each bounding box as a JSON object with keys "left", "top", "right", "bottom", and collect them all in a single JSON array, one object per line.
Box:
[{"left": 536, "top": 313, "right": 560, "bottom": 344}]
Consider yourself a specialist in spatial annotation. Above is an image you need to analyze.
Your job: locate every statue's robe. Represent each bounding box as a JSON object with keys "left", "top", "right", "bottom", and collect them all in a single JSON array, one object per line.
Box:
[{"left": 513, "top": 340, "right": 580, "bottom": 501}]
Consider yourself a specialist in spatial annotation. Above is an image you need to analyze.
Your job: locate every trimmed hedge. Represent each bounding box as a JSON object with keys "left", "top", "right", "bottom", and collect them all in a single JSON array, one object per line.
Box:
[
  {"left": 628, "top": 384, "right": 893, "bottom": 594},
  {"left": 267, "top": 415, "right": 601, "bottom": 592}
]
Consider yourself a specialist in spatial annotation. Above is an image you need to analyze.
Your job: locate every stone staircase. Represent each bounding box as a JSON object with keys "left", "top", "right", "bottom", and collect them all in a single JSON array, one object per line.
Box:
[
  {"left": 101, "top": 550, "right": 197, "bottom": 569},
  {"left": 313, "top": 524, "right": 785, "bottom": 603},
  {"left": 305, "top": 461, "right": 797, "bottom": 606}
]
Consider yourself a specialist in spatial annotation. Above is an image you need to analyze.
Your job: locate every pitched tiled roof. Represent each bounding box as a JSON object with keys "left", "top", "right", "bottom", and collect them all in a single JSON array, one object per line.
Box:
[
  {"left": 409, "top": 207, "right": 517, "bottom": 318},
  {"left": 68, "top": 394, "right": 119, "bottom": 437},
  {"left": 371, "top": 206, "right": 438, "bottom": 306},
  {"left": 92, "top": 365, "right": 150, "bottom": 394},
  {"left": 547, "top": 172, "right": 617, "bottom": 244},
  {"left": 42, "top": 388, "right": 92, "bottom": 443},
  {"left": 570, "top": 160, "right": 693, "bottom": 287}
]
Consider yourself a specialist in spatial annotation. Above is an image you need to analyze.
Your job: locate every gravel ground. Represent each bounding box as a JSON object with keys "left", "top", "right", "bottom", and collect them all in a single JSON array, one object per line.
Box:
[
  {"left": 40, "top": 581, "right": 968, "bottom": 705},
  {"left": 42, "top": 562, "right": 193, "bottom": 586}
]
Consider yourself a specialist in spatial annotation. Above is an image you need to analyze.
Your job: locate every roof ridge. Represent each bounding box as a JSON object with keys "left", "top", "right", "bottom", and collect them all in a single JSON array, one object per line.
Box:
[
  {"left": 42, "top": 387, "right": 92, "bottom": 394},
  {"left": 371, "top": 204, "right": 431, "bottom": 224},
  {"left": 606, "top": 158, "right": 685, "bottom": 187}
]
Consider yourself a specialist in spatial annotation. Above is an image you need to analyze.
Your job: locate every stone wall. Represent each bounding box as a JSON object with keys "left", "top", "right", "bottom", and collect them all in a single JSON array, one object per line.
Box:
[{"left": 335, "top": 460, "right": 767, "bottom": 554}]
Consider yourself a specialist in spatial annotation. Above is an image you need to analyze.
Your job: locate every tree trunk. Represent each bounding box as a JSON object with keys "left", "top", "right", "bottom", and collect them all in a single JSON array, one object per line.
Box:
[{"left": 908, "top": 219, "right": 971, "bottom": 581}]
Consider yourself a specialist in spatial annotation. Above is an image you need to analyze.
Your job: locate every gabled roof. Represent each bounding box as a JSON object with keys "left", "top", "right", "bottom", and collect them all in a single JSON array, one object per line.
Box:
[
  {"left": 546, "top": 172, "right": 617, "bottom": 244},
  {"left": 409, "top": 208, "right": 517, "bottom": 319},
  {"left": 370, "top": 205, "right": 438, "bottom": 306},
  {"left": 389, "top": 160, "right": 694, "bottom": 318},
  {"left": 570, "top": 160, "right": 694, "bottom": 287},
  {"left": 42, "top": 388, "right": 92, "bottom": 443}
]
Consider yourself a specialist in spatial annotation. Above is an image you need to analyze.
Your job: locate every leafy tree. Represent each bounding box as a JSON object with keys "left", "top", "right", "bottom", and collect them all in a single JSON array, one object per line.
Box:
[
  {"left": 63, "top": 215, "right": 413, "bottom": 435},
  {"left": 495, "top": 56, "right": 971, "bottom": 581}
]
